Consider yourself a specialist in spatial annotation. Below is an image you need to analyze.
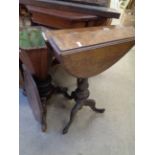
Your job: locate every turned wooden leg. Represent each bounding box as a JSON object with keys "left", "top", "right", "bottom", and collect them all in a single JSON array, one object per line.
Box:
[
  {"left": 19, "top": 60, "right": 27, "bottom": 96},
  {"left": 22, "top": 86, "right": 27, "bottom": 96},
  {"left": 41, "top": 114, "right": 47, "bottom": 132},
  {"left": 34, "top": 75, "right": 53, "bottom": 99},
  {"left": 54, "top": 86, "right": 72, "bottom": 99},
  {"left": 62, "top": 101, "right": 83, "bottom": 134},
  {"left": 84, "top": 99, "right": 105, "bottom": 113},
  {"left": 62, "top": 78, "right": 89, "bottom": 134},
  {"left": 41, "top": 98, "right": 47, "bottom": 132},
  {"left": 63, "top": 78, "right": 105, "bottom": 134},
  {"left": 35, "top": 74, "right": 72, "bottom": 101}
]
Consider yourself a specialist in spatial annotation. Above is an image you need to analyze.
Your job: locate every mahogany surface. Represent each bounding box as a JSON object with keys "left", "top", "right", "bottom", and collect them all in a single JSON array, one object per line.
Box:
[
  {"left": 47, "top": 26, "right": 134, "bottom": 51},
  {"left": 20, "top": 48, "right": 49, "bottom": 80},
  {"left": 44, "top": 25, "right": 135, "bottom": 78},
  {"left": 27, "top": 5, "right": 105, "bottom": 29},
  {"left": 19, "top": 50, "right": 35, "bottom": 75}
]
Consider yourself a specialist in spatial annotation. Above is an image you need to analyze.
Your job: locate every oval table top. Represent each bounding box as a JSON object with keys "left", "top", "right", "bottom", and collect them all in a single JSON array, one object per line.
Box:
[{"left": 43, "top": 25, "right": 134, "bottom": 78}]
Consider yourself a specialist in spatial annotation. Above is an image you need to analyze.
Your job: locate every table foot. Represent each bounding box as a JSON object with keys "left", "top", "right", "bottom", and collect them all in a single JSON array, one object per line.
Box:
[
  {"left": 62, "top": 101, "right": 82, "bottom": 134},
  {"left": 84, "top": 99, "right": 105, "bottom": 113},
  {"left": 41, "top": 121, "right": 47, "bottom": 132},
  {"left": 41, "top": 98, "right": 47, "bottom": 132},
  {"left": 63, "top": 78, "right": 105, "bottom": 134},
  {"left": 22, "top": 88, "right": 27, "bottom": 96}
]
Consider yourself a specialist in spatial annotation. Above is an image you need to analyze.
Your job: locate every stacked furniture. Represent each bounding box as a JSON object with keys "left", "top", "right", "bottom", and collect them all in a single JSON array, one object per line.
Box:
[
  {"left": 19, "top": 0, "right": 135, "bottom": 134},
  {"left": 19, "top": 0, "right": 119, "bottom": 28}
]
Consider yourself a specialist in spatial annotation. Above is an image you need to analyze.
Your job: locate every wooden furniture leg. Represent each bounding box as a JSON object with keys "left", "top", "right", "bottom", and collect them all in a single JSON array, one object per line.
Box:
[
  {"left": 63, "top": 78, "right": 105, "bottom": 134},
  {"left": 19, "top": 59, "right": 27, "bottom": 95},
  {"left": 84, "top": 99, "right": 105, "bottom": 113},
  {"left": 63, "top": 100, "right": 82, "bottom": 134},
  {"left": 34, "top": 75, "right": 54, "bottom": 99},
  {"left": 41, "top": 97, "right": 47, "bottom": 132}
]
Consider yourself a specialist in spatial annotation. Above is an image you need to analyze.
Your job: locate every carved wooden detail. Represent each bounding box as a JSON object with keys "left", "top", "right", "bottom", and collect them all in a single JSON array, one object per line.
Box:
[{"left": 63, "top": 78, "right": 105, "bottom": 134}]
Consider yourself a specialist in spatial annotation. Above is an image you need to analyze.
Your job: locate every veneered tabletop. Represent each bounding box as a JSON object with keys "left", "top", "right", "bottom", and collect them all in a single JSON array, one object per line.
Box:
[
  {"left": 44, "top": 25, "right": 135, "bottom": 52},
  {"left": 43, "top": 25, "right": 134, "bottom": 78}
]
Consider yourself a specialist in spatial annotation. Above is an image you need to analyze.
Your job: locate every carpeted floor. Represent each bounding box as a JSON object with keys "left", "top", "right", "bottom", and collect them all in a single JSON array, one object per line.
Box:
[{"left": 19, "top": 47, "right": 134, "bottom": 155}]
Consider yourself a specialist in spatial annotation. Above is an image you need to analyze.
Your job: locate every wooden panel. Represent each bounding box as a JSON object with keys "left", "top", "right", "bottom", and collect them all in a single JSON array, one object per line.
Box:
[
  {"left": 27, "top": 48, "right": 49, "bottom": 80},
  {"left": 31, "top": 11, "right": 86, "bottom": 28},
  {"left": 22, "top": 48, "right": 49, "bottom": 80},
  {"left": 61, "top": 41, "right": 134, "bottom": 78},
  {"left": 20, "top": 27, "right": 50, "bottom": 80},
  {"left": 19, "top": 50, "right": 35, "bottom": 75},
  {"left": 23, "top": 65, "right": 43, "bottom": 123}
]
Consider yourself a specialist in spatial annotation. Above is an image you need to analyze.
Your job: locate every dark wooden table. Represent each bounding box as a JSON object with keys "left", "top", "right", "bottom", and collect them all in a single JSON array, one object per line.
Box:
[
  {"left": 19, "top": 1, "right": 132, "bottom": 134},
  {"left": 20, "top": 25, "right": 134, "bottom": 134},
  {"left": 20, "top": 0, "right": 120, "bottom": 29},
  {"left": 44, "top": 25, "right": 134, "bottom": 133},
  {"left": 26, "top": 5, "right": 111, "bottom": 28}
]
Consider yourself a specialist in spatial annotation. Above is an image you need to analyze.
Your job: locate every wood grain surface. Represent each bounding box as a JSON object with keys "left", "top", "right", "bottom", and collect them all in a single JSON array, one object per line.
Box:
[
  {"left": 46, "top": 25, "right": 134, "bottom": 51},
  {"left": 45, "top": 25, "right": 135, "bottom": 78},
  {"left": 23, "top": 65, "right": 43, "bottom": 123}
]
